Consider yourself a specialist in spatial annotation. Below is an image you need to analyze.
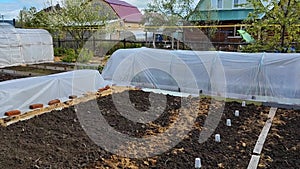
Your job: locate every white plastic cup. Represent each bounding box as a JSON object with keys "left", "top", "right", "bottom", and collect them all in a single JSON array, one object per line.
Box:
[
  {"left": 226, "top": 119, "right": 232, "bottom": 126},
  {"left": 215, "top": 134, "right": 221, "bottom": 142},
  {"left": 234, "top": 110, "right": 239, "bottom": 117},
  {"left": 242, "top": 101, "right": 246, "bottom": 107},
  {"left": 195, "top": 158, "right": 201, "bottom": 168}
]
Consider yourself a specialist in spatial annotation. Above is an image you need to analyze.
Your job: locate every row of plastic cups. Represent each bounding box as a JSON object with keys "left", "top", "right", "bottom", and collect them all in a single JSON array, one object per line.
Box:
[
  {"left": 195, "top": 101, "right": 246, "bottom": 168},
  {"left": 215, "top": 108, "right": 242, "bottom": 142}
]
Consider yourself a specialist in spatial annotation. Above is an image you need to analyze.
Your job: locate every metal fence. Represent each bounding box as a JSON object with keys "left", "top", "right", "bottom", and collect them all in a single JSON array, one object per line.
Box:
[{"left": 53, "top": 38, "right": 251, "bottom": 56}]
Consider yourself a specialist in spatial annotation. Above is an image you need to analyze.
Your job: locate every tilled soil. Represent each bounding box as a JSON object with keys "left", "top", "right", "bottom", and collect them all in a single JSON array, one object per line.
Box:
[
  {"left": 87, "top": 91, "right": 270, "bottom": 169},
  {"left": 0, "top": 73, "right": 27, "bottom": 82},
  {"left": 0, "top": 90, "right": 296, "bottom": 169},
  {"left": 3, "top": 66, "right": 64, "bottom": 74},
  {"left": 258, "top": 108, "right": 300, "bottom": 169}
]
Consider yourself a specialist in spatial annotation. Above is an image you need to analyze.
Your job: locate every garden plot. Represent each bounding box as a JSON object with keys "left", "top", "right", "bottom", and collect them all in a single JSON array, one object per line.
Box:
[
  {"left": 88, "top": 91, "right": 270, "bottom": 168},
  {"left": 0, "top": 65, "right": 64, "bottom": 76},
  {"left": 28, "top": 62, "right": 99, "bottom": 71},
  {"left": 0, "top": 63, "right": 99, "bottom": 78},
  {"left": 27, "top": 63, "right": 75, "bottom": 71},
  {"left": 258, "top": 108, "right": 300, "bottom": 169},
  {"left": 0, "top": 72, "right": 27, "bottom": 82},
  {"left": 0, "top": 90, "right": 278, "bottom": 169}
]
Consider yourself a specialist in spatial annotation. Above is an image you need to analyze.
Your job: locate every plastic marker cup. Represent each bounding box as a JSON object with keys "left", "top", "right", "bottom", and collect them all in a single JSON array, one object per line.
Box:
[
  {"left": 215, "top": 134, "right": 221, "bottom": 142},
  {"left": 234, "top": 110, "right": 239, "bottom": 117},
  {"left": 242, "top": 101, "right": 246, "bottom": 107},
  {"left": 226, "top": 119, "right": 232, "bottom": 126},
  {"left": 195, "top": 158, "right": 201, "bottom": 168}
]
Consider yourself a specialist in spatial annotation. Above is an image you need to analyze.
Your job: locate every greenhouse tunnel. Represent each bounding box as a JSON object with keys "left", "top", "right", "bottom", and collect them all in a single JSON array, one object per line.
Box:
[{"left": 0, "top": 24, "right": 54, "bottom": 68}]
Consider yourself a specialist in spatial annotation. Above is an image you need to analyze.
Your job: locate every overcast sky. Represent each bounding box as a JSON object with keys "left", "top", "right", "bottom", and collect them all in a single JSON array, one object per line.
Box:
[{"left": 0, "top": 0, "right": 151, "bottom": 20}]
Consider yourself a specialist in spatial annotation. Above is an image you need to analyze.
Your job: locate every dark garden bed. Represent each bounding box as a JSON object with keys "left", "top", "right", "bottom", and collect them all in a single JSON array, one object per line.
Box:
[
  {"left": 0, "top": 72, "right": 27, "bottom": 82},
  {"left": 0, "top": 90, "right": 298, "bottom": 169}
]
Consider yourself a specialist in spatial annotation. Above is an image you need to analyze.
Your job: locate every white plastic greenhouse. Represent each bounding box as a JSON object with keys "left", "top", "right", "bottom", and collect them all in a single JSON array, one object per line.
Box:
[
  {"left": 0, "top": 70, "right": 109, "bottom": 117},
  {"left": 102, "top": 47, "right": 300, "bottom": 105},
  {"left": 0, "top": 26, "right": 54, "bottom": 68}
]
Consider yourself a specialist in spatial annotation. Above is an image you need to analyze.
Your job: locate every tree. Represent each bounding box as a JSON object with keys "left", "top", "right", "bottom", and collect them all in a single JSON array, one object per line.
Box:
[
  {"left": 144, "top": 0, "right": 218, "bottom": 50},
  {"left": 45, "top": 0, "right": 117, "bottom": 48},
  {"left": 143, "top": 11, "right": 182, "bottom": 48},
  {"left": 243, "top": 0, "right": 300, "bottom": 52},
  {"left": 192, "top": 2, "right": 219, "bottom": 40},
  {"left": 17, "top": 7, "right": 38, "bottom": 27},
  {"left": 146, "top": 0, "right": 198, "bottom": 20},
  {"left": 17, "top": 5, "right": 61, "bottom": 30},
  {"left": 144, "top": 0, "right": 198, "bottom": 49},
  {"left": 17, "top": 0, "right": 117, "bottom": 49}
]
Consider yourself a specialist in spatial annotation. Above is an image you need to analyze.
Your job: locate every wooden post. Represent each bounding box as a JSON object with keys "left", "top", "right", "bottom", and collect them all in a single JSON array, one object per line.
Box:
[
  {"left": 171, "top": 37, "right": 174, "bottom": 49},
  {"left": 153, "top": 32, "right": 156, "bottom": 48},
  {"left": 145, "top": 31, "right": 148, "bottom": 46}
]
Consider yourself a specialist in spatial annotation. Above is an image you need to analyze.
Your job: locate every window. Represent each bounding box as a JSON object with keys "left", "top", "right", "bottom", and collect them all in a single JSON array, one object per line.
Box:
[
  {"left": 233, "top": 0, "right": 246, "bottom": 8},
  {"left": 211, "top": 0, "right": 223, "bottom": 9},
  {"left": 228, "top": 25, "right": 246, "bottom": 37},
  {"left": 217, "top": 0, "right": 223, "bottom": 8},
  {"left": 234, "top": 0, "right": 239, "bottom": 7}
]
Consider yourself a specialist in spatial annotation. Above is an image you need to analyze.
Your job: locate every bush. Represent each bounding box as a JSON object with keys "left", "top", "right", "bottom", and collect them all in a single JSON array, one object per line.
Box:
[
  {"left": 106, "top": 42, "right": 143, "bottom": 55},
  {"left": 61, "top": 48, "right": 77, "bottom": 62},
  {"left": 54, "top": 47, "right": 66, "bottom": 56}
]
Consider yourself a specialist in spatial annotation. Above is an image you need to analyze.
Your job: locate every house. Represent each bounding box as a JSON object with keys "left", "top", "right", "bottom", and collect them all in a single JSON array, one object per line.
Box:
[
  {"left": 42, "top": 0, "right": 145, "bottom": 47},
  {"left": 103, "top": 0, "right": 145, "bottom": 41},
  {"left": 191, "top": 0, "right": 253, "bottom": 24},
  {"left": 190, "top": 0, "right": 256, "bottom": 44},
  {"left": 190, "top": 1, "right": 278, "bottom": 44},
  {"left": 104, "top": 0, "right": 143, "bottom": 27}
]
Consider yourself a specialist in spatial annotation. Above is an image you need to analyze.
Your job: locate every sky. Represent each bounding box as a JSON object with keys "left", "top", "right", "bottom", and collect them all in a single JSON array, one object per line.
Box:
[{"left": 0, "top": 0, "right": 150, "bottom": 20}]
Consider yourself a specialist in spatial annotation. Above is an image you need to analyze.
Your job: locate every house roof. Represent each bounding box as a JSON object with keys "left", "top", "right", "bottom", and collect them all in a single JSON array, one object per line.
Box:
[
  {"left": 105, "top": 0, "right": 133, "bottom": 7},
  {"left": 104, "top": 0, "right": 143, "bottom": 23}
]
